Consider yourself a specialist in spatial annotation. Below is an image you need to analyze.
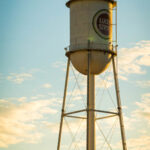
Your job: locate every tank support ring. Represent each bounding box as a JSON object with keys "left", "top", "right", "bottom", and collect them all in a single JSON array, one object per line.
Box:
[{"left": 65, "top": 49, "right": 117, "bottom": 58}]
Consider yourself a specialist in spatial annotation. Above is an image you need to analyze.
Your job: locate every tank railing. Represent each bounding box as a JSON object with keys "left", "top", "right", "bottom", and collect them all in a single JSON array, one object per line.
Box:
[{"left": 64, "top": 42, "right": 117, "bottom": 52}]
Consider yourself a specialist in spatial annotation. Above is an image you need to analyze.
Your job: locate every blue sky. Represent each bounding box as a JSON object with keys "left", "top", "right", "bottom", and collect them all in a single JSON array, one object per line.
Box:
[{"left": 0, "top": 0, "right": 150, "bottom": 150}]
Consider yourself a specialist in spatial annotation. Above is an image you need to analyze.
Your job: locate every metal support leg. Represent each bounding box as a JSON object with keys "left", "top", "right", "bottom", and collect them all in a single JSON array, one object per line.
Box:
[
  {"left": 87, "top": 51, "right": 95, "bottom": 150},
  {"left": 112, "top": 55, "right": 127, "bottom": 150},
  {"left": 57, "top": 58, "right": 70, "bottom": 150}
]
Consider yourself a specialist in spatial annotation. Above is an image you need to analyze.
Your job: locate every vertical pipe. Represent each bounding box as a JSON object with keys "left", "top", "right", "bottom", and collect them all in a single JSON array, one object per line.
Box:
[
  {"left": 87, "top": 50, "right": 95, "bottom": 150},
  {"left": 88, "top": 74, "right": 95, "bottom": 150},
  {"left": 57, "top": 58, "right": 70, "bottom": 150},
  {"left": 87, "top": 50, "right": 90, "bottom": 150},
  {"left": 112, "top": 56, "right": 127, "bottom": 150}
]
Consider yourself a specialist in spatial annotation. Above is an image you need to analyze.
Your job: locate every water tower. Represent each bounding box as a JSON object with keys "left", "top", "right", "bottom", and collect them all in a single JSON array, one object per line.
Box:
[{"left": 57, "top": 0, "right": 127, "bottom": 150}]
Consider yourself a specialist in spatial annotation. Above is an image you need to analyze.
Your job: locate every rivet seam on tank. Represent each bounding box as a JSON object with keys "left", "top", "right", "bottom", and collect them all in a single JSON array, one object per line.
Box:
[{"left": 92, "top": 9, "right": 110, "bottom": 40}]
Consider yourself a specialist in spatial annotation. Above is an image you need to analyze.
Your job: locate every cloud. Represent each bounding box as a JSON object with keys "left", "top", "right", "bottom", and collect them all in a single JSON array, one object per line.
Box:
[
  {"left": 30, "top": 94, "right": 45, "bottom": 100},
  {"left": 137, "top": 55, "right": 150, "bottom": 66},
  {"left": 127, "top": 136, "right": 150, "bottom": 150},
  {"left": 0, "top": 99, "right": 57, "bottom": 148},
  {"left": 52, "top": 61, "right": 66, "bottom": 71},
  {"left": 42, "top": 83, "right": 52, "bottom": 88},
  {"left": 136, "top": 80, "right": 150, "bottom": 88},
  {"left": 118, "top": 40, "right": 150, "bottom": 78},
  {"left": 113, "top": 135, "right": 150, "bottom": 150},
  {"left": 133, "top": 93, "right": 150, "bottom": 124},
  {"left": 118, "top": 74, "right": 128, "bottom": 81},
  {"left": 18, "top": 97, "right": 27, "bottom": 102},
  {"left": 59, "top": 138, "right": 86, "bottom": 150},
  {"left": 43, "top": 119, "right": 85, "bottom": 134},
  {"left": 7, "top": 73, "right": 32, "bottom": 84},
  {"left": 43, "top": 119, "right": 87, "bottom": 150},
  {"left": 96, "top": 76, "right": 113, "bottom": 89},
  {"left": 68, "top": 88, "right": 86, "bottom": 97}
]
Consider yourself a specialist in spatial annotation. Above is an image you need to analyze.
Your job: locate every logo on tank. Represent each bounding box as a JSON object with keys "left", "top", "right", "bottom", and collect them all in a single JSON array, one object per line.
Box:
[{"left": 93, "top": 9, "right": 110, "bottom": 40}]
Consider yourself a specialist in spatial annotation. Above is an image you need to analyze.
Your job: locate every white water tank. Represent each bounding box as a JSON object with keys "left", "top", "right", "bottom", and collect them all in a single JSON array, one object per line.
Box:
[{"left": 66, "top": 0, "right": 116, "bottom": 75}]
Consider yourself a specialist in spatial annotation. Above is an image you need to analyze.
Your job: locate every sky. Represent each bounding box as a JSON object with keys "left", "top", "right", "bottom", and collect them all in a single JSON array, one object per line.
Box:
[{"left": 0, "top": 0, "right": 150, "bottom": 150}]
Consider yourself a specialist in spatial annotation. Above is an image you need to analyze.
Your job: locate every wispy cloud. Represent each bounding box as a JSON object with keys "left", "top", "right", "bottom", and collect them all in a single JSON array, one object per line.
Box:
[
  {"left": 133, "top": 93, "right": 150, "bottom": 124},
  {"left": 118, "top": 40, "right": 150, "bottom": 79},
  {"left": 18, "top": 97, "right": 27, "bottom": 102},
  {"left": 113, "top": 135, "right": 150, "bottom": 150},
  {"left": 30, "top": 94, "right": 45, "bottom": 100},
  {"left": 0, "top": 99, "right": 57, "bottom": 148},
  {"left": 52, "top": 61, "right": 66, "bottom": 71},
  {"left": 136, "top": 80, "right": 150, "bottom": 88},
  {"left": 42, "top": 83, "right": 52, "bottom": 88},
  {"left": 7, "top": 73, "right": 32, "bottom": 84},
  {"left": 43, "top": 119, "right": 85, "bottom": 134},
  {"left": 96, "top": 76, "right": 113, "bottom": 89}
]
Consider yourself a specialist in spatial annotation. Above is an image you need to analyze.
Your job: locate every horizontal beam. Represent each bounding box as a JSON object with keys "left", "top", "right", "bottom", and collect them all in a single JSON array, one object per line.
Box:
[
  {"left": 66, "top": 49, "right": 117, "bottom": 58},
  {"left": 95, "top": 114, "right": 118, "bottom": 120},
  {"left": 64, "top": 109, "right": 118, "bottom": 119},
  {"left": 64, "top": 109, "right": 86, "bottom": 116},
  {"left": 89, "top": 109, "right": 118, "bottom": 115},
  {"left": 65, "top": 115, "right": 86, "bottom": 119}
]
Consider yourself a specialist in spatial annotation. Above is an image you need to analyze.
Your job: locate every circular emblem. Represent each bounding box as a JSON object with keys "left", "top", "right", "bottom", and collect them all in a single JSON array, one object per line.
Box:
[{"left": 93, "top": 9, "right": 110, "bottom": 40}]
